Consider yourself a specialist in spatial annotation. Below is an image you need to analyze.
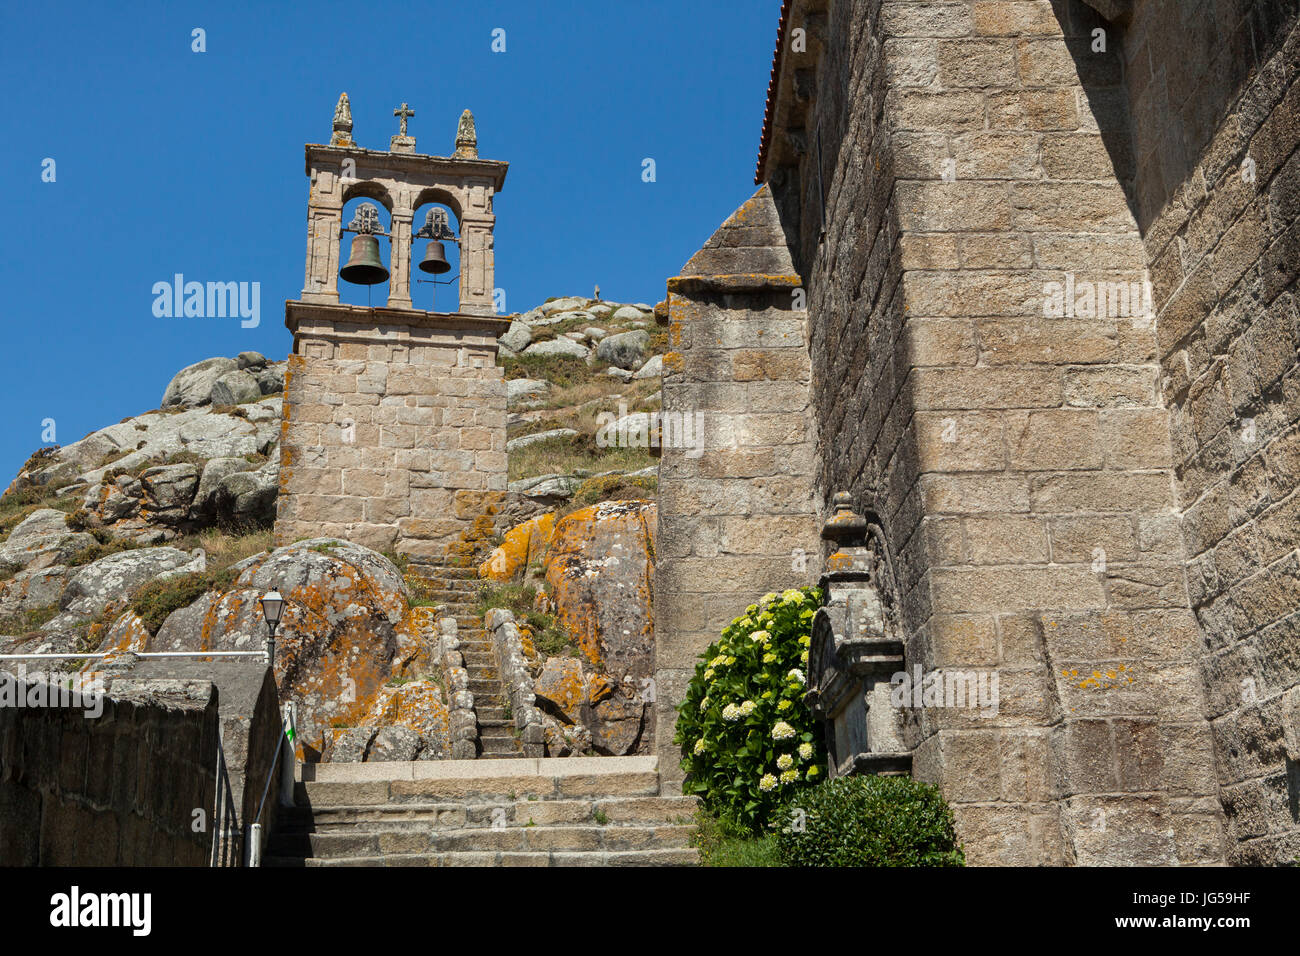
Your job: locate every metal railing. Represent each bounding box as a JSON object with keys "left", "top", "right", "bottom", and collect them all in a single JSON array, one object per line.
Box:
[
  {"left": 242, "top": 702, "right": 298, "bottom": 867},
  {"left": 211, "top": 730, "right": 244, "bottom": 866}
]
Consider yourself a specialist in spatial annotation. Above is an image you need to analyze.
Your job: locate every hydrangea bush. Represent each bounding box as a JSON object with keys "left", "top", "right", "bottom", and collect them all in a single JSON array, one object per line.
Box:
[{"left": 674, "top": 587, "right": 825, "bottom": 833}]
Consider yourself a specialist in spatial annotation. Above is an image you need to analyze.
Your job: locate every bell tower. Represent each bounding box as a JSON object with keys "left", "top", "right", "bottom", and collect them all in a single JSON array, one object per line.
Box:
[{"left": 275, "top": 94, "right": 512, "bottom": 560}]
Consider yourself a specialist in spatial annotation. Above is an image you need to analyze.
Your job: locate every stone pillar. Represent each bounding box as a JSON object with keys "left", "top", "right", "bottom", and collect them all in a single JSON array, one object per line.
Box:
[
  {"left": 387, "top": 209, "right": 413, "bottom": 310},
  {"left": 653, "top": 184, "right": 822, "bottom": 791},
  {"left": 459, "top": 219, "right": 494, "bottom": 315},
  {"left": 302, "top": 180, "right": 342, "bottom": 304}
]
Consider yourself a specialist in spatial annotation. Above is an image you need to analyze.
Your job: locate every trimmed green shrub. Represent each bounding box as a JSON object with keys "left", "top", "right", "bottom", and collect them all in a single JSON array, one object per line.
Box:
[
  {"left": 674, "top": 587, "right": 825, "bottom": 834},
  {"left": 776, "top": 775, "right": 965, "bottom": 867}
]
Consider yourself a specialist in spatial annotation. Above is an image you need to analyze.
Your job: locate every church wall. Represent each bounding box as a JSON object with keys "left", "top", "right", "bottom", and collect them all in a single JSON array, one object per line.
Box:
[
  {"left": 653, "top": 189, "right": 823, "bottom": 789},
  {"left": 1119, "top": 0, "right": 1300, "bottom": 864},
  {"left": 766, "top": 0, "right": 1227, "bottom": 863}
]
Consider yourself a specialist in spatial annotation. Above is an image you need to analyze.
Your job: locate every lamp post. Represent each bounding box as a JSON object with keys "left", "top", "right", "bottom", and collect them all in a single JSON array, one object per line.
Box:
[{"left": 259, "top": 590, "right": 285, "bottom": 666}]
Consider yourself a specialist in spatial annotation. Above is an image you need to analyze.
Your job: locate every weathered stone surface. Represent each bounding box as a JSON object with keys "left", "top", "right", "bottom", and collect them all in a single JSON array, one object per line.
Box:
[
  {"left": 507, "top": 474, "right": 579, "bottom": 498},
  {"left": 505, "top": 428, "right": 577, "bottom": 453},
  {"left": 545, "top": 501, "right": 656, "bottom": 686},
  {"left": 506, "top": 378, "right": 549, "bottom": 408},
  {"left": 161, "top": 357, "right": 239, "bottom": 408},
  {"left": 541, "top": 297, "right": 588, "bottom": 315},
  {"left": 534, "top": 657, "right": 588, "bottom": 725},
  {"left": 633, "top": 354, "right": 663, "bottom": 379},
  {"left": 210, "top": 369, "right": 262, "bottom": 406},
  {"left": 500, "top": 320, "right": 533, "bottom": 353},
  {"left": 478, "top": 512, "right": 556, "bottom": 581},
  {"left": 595, "top": 330, "right": 649, "bottom": 370},
  {"left": 524, "top": 338, "right": 589, "bottom": 359},
  {"left": 236, "top": 351, "right": 268, "bottom": 369},
  {"left": 59, "top": 546, "right": 198, "bottom": 619},
  {"left": 0, "top": 565, "right": 70, "bottom": 618},
  {"left": 0, "top": 510, "right": 95, "bottom": 572},
  {"left": 109, "top": 538, "right": 445, "bottom": 762}
]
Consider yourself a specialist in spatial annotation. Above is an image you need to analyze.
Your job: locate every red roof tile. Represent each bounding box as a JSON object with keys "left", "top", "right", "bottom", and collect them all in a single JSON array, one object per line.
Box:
[{"left": 755, "top": 0, "right": 792, "bottom": 185}]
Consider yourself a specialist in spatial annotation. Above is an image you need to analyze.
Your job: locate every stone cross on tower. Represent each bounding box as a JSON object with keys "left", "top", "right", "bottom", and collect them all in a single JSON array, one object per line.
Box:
[
  {"left": 276, "top": 94, "right": 515, "bottom": 560},
  {"left": 394, "top": 102, "right": 414, "bottom": 136}
]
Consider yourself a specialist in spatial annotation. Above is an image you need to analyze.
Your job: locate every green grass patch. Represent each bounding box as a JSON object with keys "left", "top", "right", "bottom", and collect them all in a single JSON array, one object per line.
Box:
[
  {"left": 474, "top": 581, "right": 577, "bottom": 658},
  {"left": 65, "top": 537, "right": 142, "bottom": 568},
  {"left": 0, "top": 604, "right": 61, "bottom": 637},
  {"left": 130, "top": 566, "right": 239, "bottom": 635},
  {"left": 693, "top": 811, "right": 782, "bottom": 867},
  {"left": 507, "top": 433, "right": 655, "bottom": 483},
  {"left": 502, "top": 352, "right": 608, "bottom": 388}
]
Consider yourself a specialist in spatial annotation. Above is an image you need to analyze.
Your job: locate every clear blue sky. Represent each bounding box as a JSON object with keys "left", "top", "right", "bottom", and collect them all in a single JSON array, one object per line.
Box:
[{"left": 0, "top": 0, "right": 779, "bottom": 482}]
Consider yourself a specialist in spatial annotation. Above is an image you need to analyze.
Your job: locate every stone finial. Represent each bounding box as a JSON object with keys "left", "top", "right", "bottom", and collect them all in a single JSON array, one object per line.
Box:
[
  {"left": 821, "top": 492, "right": 874, "bottom": 578},
  {"left": 454, "top": 109, "right": 478, "bottom": 158},
  {"left": 331, "top": 92, "right": 354, "bottom": 146},
  {"left": 821, "top": 491, "right": 866, "bottom": 545}
]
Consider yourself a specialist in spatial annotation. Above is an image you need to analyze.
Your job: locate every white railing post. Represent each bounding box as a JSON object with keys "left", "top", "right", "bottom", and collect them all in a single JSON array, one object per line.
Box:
[
  {"left": 280, "top": 702, "right": 297, "bottom": 807},
  {"left": 244, "top": 823, "right": 263, "bottom": 867}
]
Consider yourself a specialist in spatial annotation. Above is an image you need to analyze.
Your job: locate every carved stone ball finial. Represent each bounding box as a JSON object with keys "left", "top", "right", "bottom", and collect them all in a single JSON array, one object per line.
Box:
[
  {"left": 454, "top": 109, "right": 478, "bottom": 158},
  {"left": 331, "top": 92, "right": 354, "bottom": 146}
]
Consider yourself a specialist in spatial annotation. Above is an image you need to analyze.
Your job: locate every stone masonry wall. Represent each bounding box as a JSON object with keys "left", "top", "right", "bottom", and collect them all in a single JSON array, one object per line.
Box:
[
  {"left": 276, "top": 305, "right": 508, "bottom": 562},
  {"left": 654, "top": 186, "right": 823, "bottom": 788},
  {"left": 0, "top": 675, "right": 219, "bottom": 866},
  {"left": 764, "top": 0, "right": 1228, "bottom": 863},
  {"left": 1119, "top": 0, "right": 1300, "bottom": 864}
]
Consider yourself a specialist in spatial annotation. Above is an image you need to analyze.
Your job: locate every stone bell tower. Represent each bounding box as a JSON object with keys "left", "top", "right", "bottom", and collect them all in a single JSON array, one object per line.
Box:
[{"left": 274, "top": 94, "right": 512, "bottom": 560}]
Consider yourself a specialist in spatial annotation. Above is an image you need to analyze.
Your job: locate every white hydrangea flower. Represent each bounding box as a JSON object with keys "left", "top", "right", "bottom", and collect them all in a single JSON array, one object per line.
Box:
[
  {"left": 739, "top": 700, "right": 756, "bottom": 716},
  {"left": 722, "top": 703, "right": 741, "bottom": 722},
  {"left": 777, "top": 754, "right": 794, "bottom": 770},
  {"left": 759, "top": 773, "right": 778, "bottom": 792},
  {"left": 772, "top": 721, "right": 796, "bottom": 741},
  {"left": 798, "top": 742, "right": 813, "bottom": 761}
]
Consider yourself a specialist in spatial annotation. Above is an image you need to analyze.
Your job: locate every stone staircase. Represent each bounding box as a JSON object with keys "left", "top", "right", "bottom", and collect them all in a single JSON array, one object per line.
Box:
[
  {"left": 265, "top": 757, "right": 698, "bottom": 866},
  {"left": 406, "top": 561, "right": 523, "bottom": 759}
]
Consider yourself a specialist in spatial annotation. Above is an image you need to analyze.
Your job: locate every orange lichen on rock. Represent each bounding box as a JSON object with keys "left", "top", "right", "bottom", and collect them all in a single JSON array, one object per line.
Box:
[
  {"left": 543, "top": 500, "right": 656, "bottom": 681},
  {"left": 478, "top": 512, "right": 556, "bottom": 581}
]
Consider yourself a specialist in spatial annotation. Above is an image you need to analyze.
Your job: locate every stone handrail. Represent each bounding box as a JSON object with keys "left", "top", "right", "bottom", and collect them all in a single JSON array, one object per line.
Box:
[
  {"left": 434, "top": 615, "right": 478, "bottom": 760},
  {"left": 483, "top": 609, "right": 544, "bottom": 756}
]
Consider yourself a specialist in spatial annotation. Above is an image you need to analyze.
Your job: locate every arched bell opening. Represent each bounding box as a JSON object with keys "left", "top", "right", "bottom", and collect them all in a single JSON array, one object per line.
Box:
[
  {"left": 408, "top": 201, "right": 462, "bottom": 313},
  {"left": 337, "top": 197, "right": 393, "bottom": 307}
]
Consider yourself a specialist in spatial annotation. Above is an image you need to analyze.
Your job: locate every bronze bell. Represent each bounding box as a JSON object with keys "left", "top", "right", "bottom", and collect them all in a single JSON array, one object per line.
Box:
[
  {"left": 339, "top": 234, "right": 389, "bottom": 285},
  {"left": 418, "top": 239, "right": 451, "bottom": 275}
]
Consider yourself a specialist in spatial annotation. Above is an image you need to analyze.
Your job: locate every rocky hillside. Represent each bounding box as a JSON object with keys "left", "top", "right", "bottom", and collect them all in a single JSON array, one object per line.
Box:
[
  {"left": 474, "top": 296, "right": 668, "bottom": 757},
  {"left": 0, "top": 296, "right": 666, "bottom": 761}
]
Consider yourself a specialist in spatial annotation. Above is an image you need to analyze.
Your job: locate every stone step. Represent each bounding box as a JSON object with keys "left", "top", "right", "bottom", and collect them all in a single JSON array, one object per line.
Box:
[
  {"left": 479, "top": 735, "right": 522, "bottom": 751},
  {"left": 477, "top": 717, "right": 511, "bottom": 729},
  {"left": 414, "top": 589, "right": 480, "bottom": 604},
  {"left": 406, "top": 564, "right": 478, "bottom": 581},
  {"left": 277, "top": 795, "right": 698, "bottom": 831},
  {"left": 295, "top": 757, "right": 661, "bottom": 805},
  {"left": 465, "top": 666, "right": 500, "bottom": 680},
  {"left": 268, "top": 823, "right": 695, "bottom": 859},
  {"left": 467, "top": 679, "right": 502, "bottom": 696},
  {"left": 266, "top": 848, "right": 699, "bottom": 867}
]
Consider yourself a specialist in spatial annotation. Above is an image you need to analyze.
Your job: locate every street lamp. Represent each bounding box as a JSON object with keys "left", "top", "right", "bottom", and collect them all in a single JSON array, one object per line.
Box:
[{"left": 259, "top": 590, "right": 285, "bottom": 665}]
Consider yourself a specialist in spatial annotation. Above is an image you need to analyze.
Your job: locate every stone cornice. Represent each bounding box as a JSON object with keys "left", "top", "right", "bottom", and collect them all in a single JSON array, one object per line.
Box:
[
  {"left": 304, "top": 144, "right": 509, "bottom": 190},
  {"left": 285, "top": 299, "right": 513, "bottom": 337},
  {"left": 667, "top": 273, "right": 802, "bottom": 294}
]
